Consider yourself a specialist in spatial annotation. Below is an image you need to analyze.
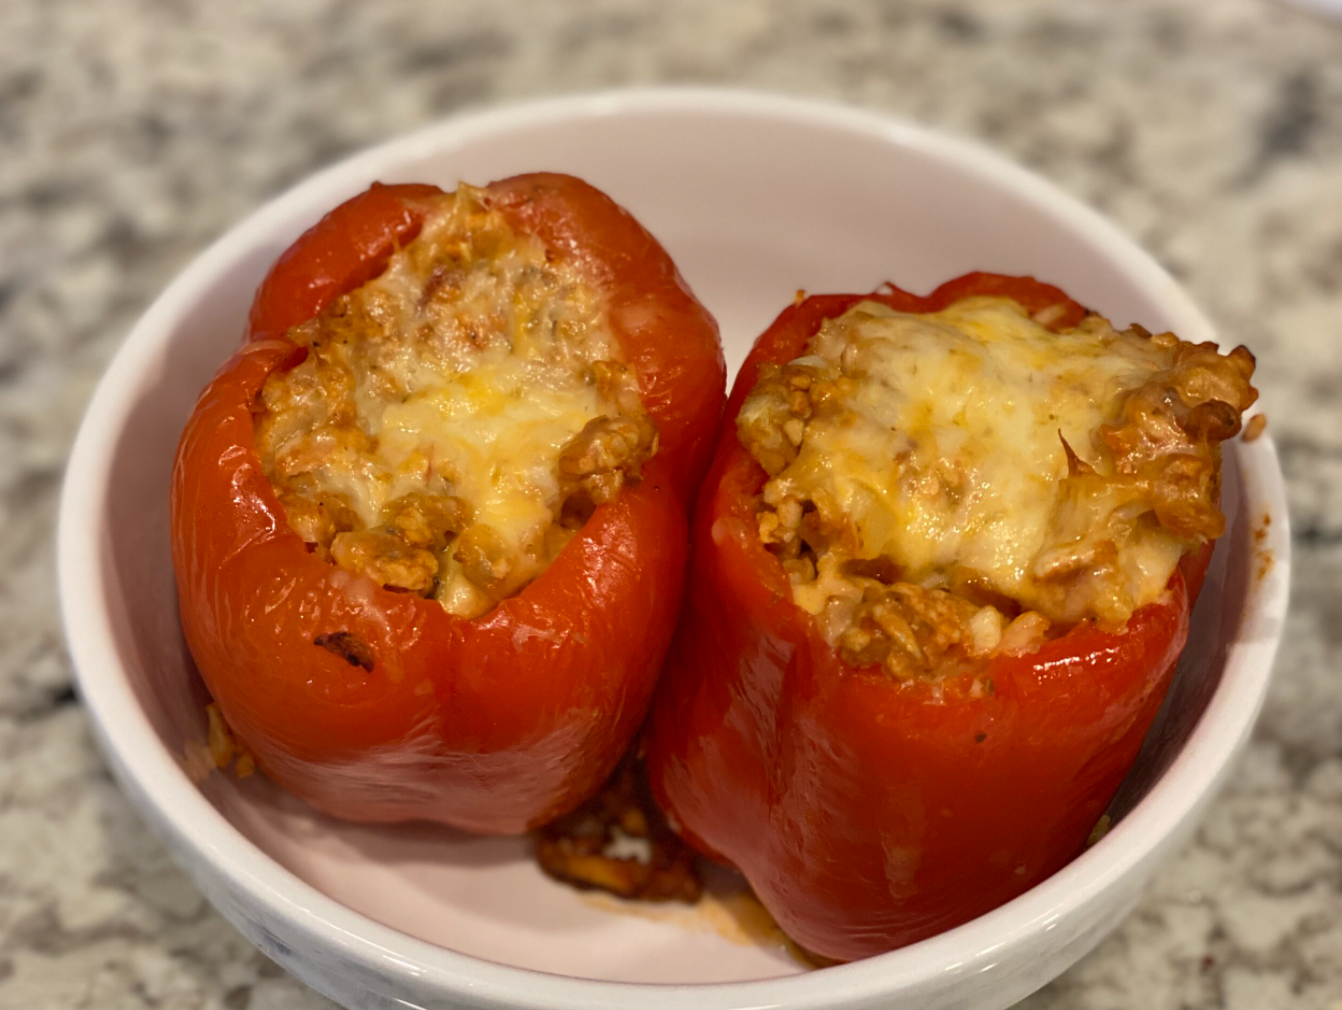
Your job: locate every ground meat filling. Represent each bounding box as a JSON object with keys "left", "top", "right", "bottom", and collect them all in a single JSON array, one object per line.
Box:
[
  {"left": 738, "top": 297, "right": 1258, "bottom": 681},
  {"left": 534, "top": 759, "right": 701, "bottom": 904},
  {"left": 253, "top": 185, "right": 658, "bottom": 619}
]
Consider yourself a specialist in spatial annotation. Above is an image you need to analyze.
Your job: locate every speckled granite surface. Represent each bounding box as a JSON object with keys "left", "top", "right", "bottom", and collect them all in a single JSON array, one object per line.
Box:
[{"left": 2, "top": 0, "right": 1340, "bottom": 1006}]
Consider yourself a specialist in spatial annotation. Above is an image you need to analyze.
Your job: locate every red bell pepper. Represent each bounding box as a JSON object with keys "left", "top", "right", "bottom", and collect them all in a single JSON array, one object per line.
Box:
[
  {"left": 646, "top": 274, "right": 1214, "bottom": 960},
  {"left": 172, "top": 174, "right": 724, "bottom": 833}
]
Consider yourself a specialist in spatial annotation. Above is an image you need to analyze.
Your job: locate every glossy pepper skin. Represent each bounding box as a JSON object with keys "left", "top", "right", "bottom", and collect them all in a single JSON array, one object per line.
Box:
[
  {"left": 646, "top": 274, "right": 1214, "bottom": 960},
  {"left": 172, "top": 174, "right": 725, "bottom": 833}
]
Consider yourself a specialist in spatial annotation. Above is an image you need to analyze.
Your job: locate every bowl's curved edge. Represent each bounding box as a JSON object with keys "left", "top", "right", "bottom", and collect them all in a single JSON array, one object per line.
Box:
[{"left": 57, "top": 86, "right": 1291, "bottom": 1010}]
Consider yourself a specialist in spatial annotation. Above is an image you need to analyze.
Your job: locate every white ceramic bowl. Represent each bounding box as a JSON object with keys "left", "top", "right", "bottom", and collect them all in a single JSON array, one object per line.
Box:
[{"left": 58, "top": 89, "right": 1289, "bottom": 1010}]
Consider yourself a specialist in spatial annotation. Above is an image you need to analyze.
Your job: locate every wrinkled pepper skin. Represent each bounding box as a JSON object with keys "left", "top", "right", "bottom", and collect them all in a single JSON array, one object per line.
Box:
[
  {"left": 172, "top": 175, "right": 725, "bottom": 833},
  {"left": 646, "top": 274, "right": 1213, "bottom": 960}
]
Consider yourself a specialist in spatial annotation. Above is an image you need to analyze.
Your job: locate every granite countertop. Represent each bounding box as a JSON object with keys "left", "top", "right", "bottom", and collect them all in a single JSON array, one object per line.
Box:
[{"left": 2, "top": 0, "right": 1340, "bottom": 1006}]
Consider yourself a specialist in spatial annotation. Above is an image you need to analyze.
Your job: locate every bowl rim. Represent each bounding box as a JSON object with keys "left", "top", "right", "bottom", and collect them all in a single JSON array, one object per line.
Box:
[{"left": 57, "top": 86, "right": 1291, "bottom": 1010}]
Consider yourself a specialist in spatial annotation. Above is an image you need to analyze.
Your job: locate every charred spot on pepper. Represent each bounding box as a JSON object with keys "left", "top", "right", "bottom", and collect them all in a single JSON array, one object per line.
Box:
[{"left": 314, "top": 631, "right": 375, "bottom": 672}]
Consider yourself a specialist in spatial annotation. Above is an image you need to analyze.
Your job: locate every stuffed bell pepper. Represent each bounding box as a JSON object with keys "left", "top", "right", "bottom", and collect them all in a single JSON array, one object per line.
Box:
[
  {"left": 172, "top": 174, "right": 724, "bottom": 833},
  {"left": 646, "top": 273, "right": 1257, "bottom": 960}
]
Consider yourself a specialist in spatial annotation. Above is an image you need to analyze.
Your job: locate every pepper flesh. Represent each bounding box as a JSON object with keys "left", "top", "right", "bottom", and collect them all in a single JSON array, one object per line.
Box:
[
  {"left": 172, "top": 175, "right": 724, "bottom": 833},
  {"left": 645, "top": 274, "right": 1214, "bottom": 959}
]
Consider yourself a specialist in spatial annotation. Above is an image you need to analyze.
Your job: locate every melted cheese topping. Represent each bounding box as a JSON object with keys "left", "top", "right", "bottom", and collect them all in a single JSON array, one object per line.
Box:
[
  {"left": 321, "top": 231, "right": 616, "bottom": 538},
  {"left": 792, "top": 298, "right": 1182, "bottom": 619},
  {"left": 255, "top": 186, "right": 656, "bottom": 618},
  {"left": 740, "top": 296, "right": 1256, "bottom": 644}
]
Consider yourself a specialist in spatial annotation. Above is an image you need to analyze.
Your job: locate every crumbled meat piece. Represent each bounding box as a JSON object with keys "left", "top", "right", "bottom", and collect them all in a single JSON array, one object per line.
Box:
[
  {"left": 1098, "top": 341, "right": 1257, "bottom": 540},
  {"left": 757, "top": 493, "right": 804, "bottom": 551},
  {"left": 1031, "top": 338, "right": 1258, "bottom": 625},
  {"left": 838, "top": 583, "right": 981, "bottom": 680},
  {"left": 273, "top": 483, "right": 360, "bottom": 555},
  {"left": 330, "top": 530, "right": 439, "bottom": 594},
  {"left": 384, "top": 492, "right": 470, "bottom": 550},
  {"left": 736, "top": 360, "right": 829, "bottom": 476},
  {"left": 996, "top": 612, "right": 1053, "bottom": 655},
  {"left": 205, "top": 702, "right": 256, "bottom": 779},
  {"left": 452, "top": 523, "right": 517, "bottom": 593},
  {"left": 559, "top": 414, "right": 658, "bottom": 505},
  {"left": 255, "top": 350, "right": 360, "bottom": 467},
  {"left": 535, "top": 759, "right": 701, "bottom": 903}
]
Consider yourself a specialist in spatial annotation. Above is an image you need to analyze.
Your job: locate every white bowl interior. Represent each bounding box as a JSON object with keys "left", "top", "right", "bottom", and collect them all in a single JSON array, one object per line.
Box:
[{"left": 63, "top": 92, "right": 1289, "bottom": 1007}]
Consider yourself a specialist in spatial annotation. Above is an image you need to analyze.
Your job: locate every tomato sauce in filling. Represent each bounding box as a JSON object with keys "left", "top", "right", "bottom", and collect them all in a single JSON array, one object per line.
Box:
[
  {"left": 737, "top": 296, "right": 1258, "bottom": 679},
  {"left": 254, "top": 185, "right": 657, "bottom": 619}
]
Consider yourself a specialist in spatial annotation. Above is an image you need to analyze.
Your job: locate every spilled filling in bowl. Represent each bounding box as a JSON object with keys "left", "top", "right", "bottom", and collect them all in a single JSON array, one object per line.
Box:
[
  {"left": 254, "top": 185, "right": 657, "bottom": 619},
  {"left": 738, "top": 296, "right": 1258, "bottom": 679}
]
